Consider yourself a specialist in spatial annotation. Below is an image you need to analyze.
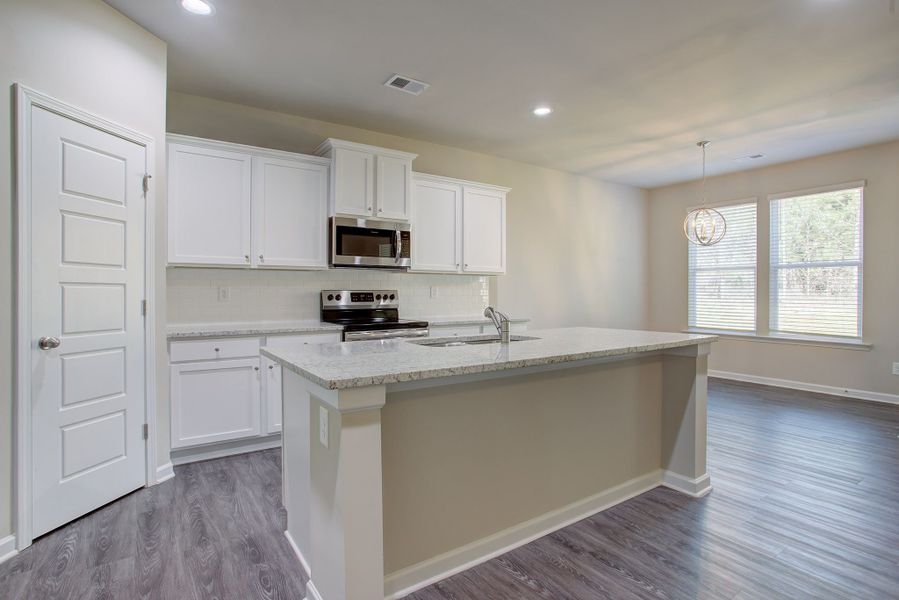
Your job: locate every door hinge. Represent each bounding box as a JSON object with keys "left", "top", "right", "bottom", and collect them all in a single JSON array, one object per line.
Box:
[
  {"left": 142, "top": 173, "right": 152, "bottom": 194},
  {"left": 142, "top": 423, "right": 149, "bottom": 440},
  {"left": 141, "top": 299, "right": 147, "bottom": 316}
]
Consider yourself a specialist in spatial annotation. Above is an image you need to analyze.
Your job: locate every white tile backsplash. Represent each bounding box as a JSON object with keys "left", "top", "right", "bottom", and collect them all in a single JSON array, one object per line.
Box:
[{"left": 167, "top": 268, "right": 491, "bottom": 323}]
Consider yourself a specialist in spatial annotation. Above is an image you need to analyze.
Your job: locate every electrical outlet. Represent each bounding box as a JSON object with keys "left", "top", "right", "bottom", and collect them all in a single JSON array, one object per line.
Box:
[
  {"left": 892, "top": 362, "right": 899, "bottom": 376},
  {"left": 217, "top": 286, "right": 231, "bottom": 302},
  {"left": 430, "top": 286, "right": 439, "bottom": 299},
  {"left": 319, "top": 406, "right": 329, "bottom": 448}
]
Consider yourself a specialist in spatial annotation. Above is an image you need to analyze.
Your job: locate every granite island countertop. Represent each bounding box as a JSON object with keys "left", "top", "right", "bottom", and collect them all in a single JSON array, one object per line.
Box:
[{"left": 262, "top": 327, "right": 717, "bottom": 390}]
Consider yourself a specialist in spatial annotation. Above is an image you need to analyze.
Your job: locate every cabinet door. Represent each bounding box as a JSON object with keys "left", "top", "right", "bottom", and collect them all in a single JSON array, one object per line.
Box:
[
  {"left": 262, "top": 355, "right": 282, "bottom": 434},
  {"left": 411, "top": 179, "right": 462, "bottom": 272},
  {"left": 252, "top": 156, "right": 328, "bottom": 269},
  {"left": 333, "top": 148, "right": 374, "bottom": 217},
  {"left": 168, "top": 143, "right": 251, "bottom": 265},
  {"left": 376, "top": 155, "right": 412, "bottom": 220},
  {"left": 462, "top": 187, "right": 506, "bottom": 273},
  {"left": 170, "top": 358, "right": 261, "bottom": 448}
]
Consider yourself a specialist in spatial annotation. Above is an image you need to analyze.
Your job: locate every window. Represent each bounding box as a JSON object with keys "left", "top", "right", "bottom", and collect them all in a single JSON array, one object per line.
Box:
[
  {"left": 688, "top": 201, "right": 757, "bottom": 332},
  {"left": 769, "top": 184, "right": 863, "bottom": 339}
]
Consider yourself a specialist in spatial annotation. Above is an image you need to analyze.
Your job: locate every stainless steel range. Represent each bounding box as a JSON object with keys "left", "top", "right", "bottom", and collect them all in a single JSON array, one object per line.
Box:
[{"left": 321, "top": 290, "right": 429, "bottom": 341}]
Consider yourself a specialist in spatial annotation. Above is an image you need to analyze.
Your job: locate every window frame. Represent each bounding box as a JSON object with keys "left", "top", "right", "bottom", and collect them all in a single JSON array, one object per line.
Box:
[
  {"left": 686, "top": 197, "right": 759, "bottom": 334},
  {"left": 767, "top": 181, "right": 865, "bottom": 341}
]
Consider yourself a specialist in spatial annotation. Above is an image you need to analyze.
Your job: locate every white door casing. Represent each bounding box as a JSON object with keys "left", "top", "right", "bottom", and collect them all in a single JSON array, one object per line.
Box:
[
  {"left": 252, "top": 155, "right": 328, "bottom": 268},
  {"left": 28, "top": 105, "right": 148, "bottom": 538}
]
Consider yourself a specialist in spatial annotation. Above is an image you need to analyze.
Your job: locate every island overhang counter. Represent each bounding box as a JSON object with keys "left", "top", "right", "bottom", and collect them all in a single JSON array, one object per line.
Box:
[{"left": 262, "top": 327, "right": 717, "bottom": 600}]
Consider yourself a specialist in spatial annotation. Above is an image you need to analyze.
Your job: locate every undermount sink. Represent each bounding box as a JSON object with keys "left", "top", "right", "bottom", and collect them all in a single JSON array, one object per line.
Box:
[{"left": 411, "top": 335, "right": 539, "bottom": 348}]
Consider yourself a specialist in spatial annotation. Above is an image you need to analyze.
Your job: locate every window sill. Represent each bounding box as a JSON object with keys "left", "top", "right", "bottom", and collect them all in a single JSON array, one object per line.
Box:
[{"left": 683, "top": 328, "right": 872, "bottom": 351}]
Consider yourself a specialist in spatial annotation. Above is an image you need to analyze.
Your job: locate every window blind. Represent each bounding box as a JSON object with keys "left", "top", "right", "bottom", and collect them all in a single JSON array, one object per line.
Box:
[
  {"left": 688, "top": 201, "right": 757, "bottom": 331},
  {"left": 769, "top": 185, "right": 863, "bottom": 338}
]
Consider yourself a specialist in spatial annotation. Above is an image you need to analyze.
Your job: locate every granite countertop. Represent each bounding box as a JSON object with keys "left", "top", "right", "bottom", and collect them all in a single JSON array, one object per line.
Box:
[
  {"left": 166, "top": 315, "right": 531, "bottom": 339},
  {"left": 167, "top": 320, "right": 343, "bottom": 339},
  {"left": 261, "top": 327, "right": 717, "bottom": 390}
]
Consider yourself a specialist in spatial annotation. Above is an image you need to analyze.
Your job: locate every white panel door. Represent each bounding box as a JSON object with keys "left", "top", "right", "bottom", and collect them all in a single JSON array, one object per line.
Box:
[
  {"left": 252, "top": 156, "right": 328, "bottom": 268},
  {"left": 168, "top": 143, "right": 251, "bottom": 265},
  {"left": 333, "top": 148, "right": 374, "bottom": 217},
  {"left": 262, "top": 355, "right": 283, "bottom": 434},
  {"left": 462, "top": 187, "right": 506, "bottom": 274},
  {"left": 375, "top": 155, "right": 412, "bottom": 221},
  {"left": 411, "top": 179, "right": 462, "bottom": 272},
  {"left": 170, "top": 359, "right": 261, "bottom": 448},
  {"left": 30, "top": 106, "right": 147, "bottom": 537}
]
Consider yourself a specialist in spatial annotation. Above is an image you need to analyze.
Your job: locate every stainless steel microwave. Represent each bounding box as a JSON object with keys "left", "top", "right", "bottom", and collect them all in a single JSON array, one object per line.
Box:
[{"left": 330, "top": 217, "right": 411, "bottom": 269}]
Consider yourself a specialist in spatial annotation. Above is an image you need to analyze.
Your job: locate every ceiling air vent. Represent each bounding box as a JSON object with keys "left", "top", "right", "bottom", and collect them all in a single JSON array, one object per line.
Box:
[{"left": 384, "top": 74, "right": 430, "bottom": 96}]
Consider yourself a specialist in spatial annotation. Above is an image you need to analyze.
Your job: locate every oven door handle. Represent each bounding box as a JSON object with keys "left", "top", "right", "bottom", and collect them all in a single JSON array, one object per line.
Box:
[
  {"left": 344, "top": 328, "right": 429, "bottom": 342},
  {"left": 395, "top": 230, "right": 402, "bottom": 263}
]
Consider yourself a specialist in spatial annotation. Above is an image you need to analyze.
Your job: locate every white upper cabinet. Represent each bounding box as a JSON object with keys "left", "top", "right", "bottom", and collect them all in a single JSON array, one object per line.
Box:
[
  {"left": 411, "top": 173, "right": 508, "bottom": 274},
  {"left": 168, "top": 141, "right": 252, "bottom": 266},
  {"left": 332, "top": 147, "right": 374, "bottom": 217},
  {"left": 463, "top": 185, "right": 507, "bottom": 274},
  {"left": 167, "top": 134, "right": 329, "bottom": 269},
  {"left": 411, "top": 176, "right": 462, "bottom": 272},
  {"left": 252, "top": 155, "right": 329, "bottom": 269},
  {"left": 316, "top": 139, "right": 417, "bottom": 221}
]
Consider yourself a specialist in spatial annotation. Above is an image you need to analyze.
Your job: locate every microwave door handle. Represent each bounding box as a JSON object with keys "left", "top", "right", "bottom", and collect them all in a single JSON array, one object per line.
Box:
[{"left": 395, "top": 230, "right": 402, "bottom": 263}]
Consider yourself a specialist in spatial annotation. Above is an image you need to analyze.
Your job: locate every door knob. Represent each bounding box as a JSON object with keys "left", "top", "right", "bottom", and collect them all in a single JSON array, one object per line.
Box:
[{"left": 38, "top": 336, "right": 61, "bottom": 350}]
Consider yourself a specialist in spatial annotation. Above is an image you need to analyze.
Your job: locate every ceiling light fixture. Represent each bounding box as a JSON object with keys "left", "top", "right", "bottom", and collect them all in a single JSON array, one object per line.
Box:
[
  {"left": 532, "top": 106, "right": 553, "bottom": 117},
  {"left": 683, "top": 141, "right": 726, "bottom": 246},
  {"left": 180, "top": 0, "right": 214, "bottom": 15}
]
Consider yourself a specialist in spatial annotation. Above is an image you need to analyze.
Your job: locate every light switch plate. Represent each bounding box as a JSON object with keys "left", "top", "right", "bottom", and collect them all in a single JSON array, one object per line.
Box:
[
  {"left": 430, "top": 286, "right": 439, "bottom": 299},
  {"left": 217, "top": 286, "right": 231, "bottom": 302},
  {"left": 319, "top": 406, "right": 329, "bottom": 448},
  {"left": 892, "top": 362, "right": 899, "bottom": 376}
]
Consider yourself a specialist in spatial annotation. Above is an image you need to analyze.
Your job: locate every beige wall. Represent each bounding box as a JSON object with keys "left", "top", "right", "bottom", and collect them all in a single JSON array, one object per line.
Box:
[
  {"left": 167, "top": 92, "right": 651, "bottom": 330},
  {"left": 0, "top": 0, "right": 168, "bottom": 539},
  {"left": 649, "top": 141, "right": 899, "bottom": 397},
  {"left": 382, "top": 358, "right": 662, "bottom": 573}
]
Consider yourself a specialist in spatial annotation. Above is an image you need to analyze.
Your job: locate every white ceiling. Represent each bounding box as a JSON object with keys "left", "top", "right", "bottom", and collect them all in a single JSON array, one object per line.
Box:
[{"left": 105, "top": 0, "right": 899, "bottom": 188}]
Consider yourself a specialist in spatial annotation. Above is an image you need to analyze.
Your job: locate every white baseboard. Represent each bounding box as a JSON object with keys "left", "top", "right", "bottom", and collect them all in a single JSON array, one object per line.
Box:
[
  {"left": 170, "top": 435, "right": 281, "bottom": 466},
  {"left": 0, "top": 535, "right": 17, "bottom": 565},
  {"left": 284, "top": 530, "right": 311, "bottom": 578},
  {"left": 155, "top": 462, "right": 175, "bottom": 484},
  {"left": 710, "top": 370, "right": 899, "bottom": 406},
  {"left": 661, "top": 471, "right": 712, "bottom": 497},
  {"left": 383, "top": 469, "right": 665, "bottom": 599}
]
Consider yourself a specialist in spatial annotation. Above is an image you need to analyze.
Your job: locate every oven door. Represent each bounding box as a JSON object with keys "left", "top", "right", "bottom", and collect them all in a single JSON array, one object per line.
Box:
[{"left": 331, "top": 217, "right": 412, "bottom": 269}]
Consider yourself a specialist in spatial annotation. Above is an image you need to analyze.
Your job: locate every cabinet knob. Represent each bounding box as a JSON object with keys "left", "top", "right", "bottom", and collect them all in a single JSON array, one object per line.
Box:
[
  {"left": 268, "top": 365, "right": 274, "bottom": 370},
  {"left": 378, "top": 208, "right": 383, "bottom": 213},
  {"left": 214, "top": 347, "right": 220, "bottom": 352},
  {"left": 254, "top": 366, "right": 259, "bottom": 371},
  {"left": 259, "top": 254, "right": 264, "bottom": 262},
  {"left": 244, "top": 255, "right": 250, "bottom": 262},
  {"left": 367, "top": 206, "right": 373, "bottom": 211}
]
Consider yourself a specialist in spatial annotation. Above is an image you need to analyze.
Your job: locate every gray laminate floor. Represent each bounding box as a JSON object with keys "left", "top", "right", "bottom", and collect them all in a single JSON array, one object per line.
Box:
[{"left": 2, "top": 379, "right": 898, "bottom": 599}]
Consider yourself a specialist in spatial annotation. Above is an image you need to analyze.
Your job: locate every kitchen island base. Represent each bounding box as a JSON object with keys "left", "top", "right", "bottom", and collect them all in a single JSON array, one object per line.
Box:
[{"left": 277, "top": 337, "right": 712, "bottom": 600}]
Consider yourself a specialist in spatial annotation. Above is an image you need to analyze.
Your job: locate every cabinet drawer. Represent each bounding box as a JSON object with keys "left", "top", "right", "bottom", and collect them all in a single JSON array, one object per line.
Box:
[
  {"left": 265, "top": 332, "right": 341, "bottom": 348},
  {"left": 170, "top": 337, "right": 261, "bottom": 363},
  {"left": 429, "top": 325, "right": 484, "bottom": 337}
]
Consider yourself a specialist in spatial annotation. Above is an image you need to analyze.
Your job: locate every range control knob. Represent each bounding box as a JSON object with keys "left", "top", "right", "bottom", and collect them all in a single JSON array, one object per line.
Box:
[
  {"left": 335, "top": 294, "right": 342, "bottom": 301},
  {"left": 389, "top": 294, "right": 396, "bottom": 300},
  {"left": 376, "top": 294, "right": 382, "bottom": 300},
  {"left": 327, "top": 294, "right": 334, "bottom": 301}
]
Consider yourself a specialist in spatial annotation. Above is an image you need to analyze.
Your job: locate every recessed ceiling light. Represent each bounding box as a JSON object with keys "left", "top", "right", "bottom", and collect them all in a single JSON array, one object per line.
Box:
[
  {"left": 180, "top": 0, "right": 214, "bottom": 15},
  {"left": 532, "top": 106, "right": 553, "bottom": 117}
]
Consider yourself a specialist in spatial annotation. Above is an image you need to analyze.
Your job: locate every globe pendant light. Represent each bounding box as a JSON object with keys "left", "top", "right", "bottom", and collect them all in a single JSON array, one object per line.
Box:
[{"left": 683, "top": 141, "right": 726, "bottom": 246}]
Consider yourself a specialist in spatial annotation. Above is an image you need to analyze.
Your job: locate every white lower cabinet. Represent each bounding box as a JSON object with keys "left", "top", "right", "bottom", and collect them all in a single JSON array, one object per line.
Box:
[
  {"left": 170, "top": 332, "right": 340, "bottom": 451},
  {"left": 170, "top": 357, "right": 262, "bottom": 448}
]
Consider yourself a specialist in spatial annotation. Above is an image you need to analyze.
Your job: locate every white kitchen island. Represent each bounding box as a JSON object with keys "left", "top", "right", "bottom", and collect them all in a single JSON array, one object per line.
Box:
[{"left": 262, "top": 327, "right": 716, "bottom": 600}]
